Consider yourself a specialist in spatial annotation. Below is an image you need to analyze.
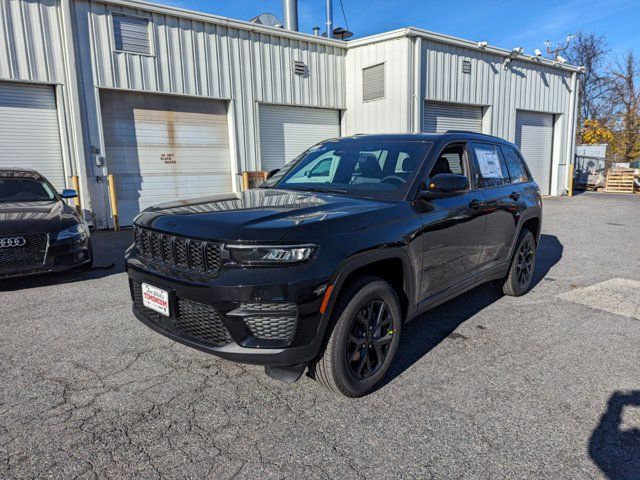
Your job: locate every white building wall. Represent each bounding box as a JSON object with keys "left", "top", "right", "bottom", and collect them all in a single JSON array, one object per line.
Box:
[
  {"left": 422, "top": 38, "right": 576, "bottom": 194},
  {"left": 343, "top": 36, "right": 411, "bottom": 135},
  {"left": 0, "top": 0, "right": 65, "bottom": 82},
  {"left": 0, "top": 0, "right": 581, "bottom": 228},
  {"left": 72, "top": 0, "right": 346, "bottom": 226},
  {"left": 0, "top": 0, "right": 89, "bottom": 211},
  {"left": 343, "top": 31, "right": 578, "bottom": 196}
]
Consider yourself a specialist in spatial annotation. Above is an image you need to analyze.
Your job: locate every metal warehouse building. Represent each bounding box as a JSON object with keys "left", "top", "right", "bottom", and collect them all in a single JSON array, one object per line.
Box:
[{"left": 0, "top": 0, "right": 579, "bottom": 228}]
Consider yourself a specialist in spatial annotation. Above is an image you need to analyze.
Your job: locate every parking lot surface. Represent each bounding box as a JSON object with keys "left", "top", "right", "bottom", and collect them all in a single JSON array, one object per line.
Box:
[{"left": 1, "top": 192, "right": 639, "bottom": 479}]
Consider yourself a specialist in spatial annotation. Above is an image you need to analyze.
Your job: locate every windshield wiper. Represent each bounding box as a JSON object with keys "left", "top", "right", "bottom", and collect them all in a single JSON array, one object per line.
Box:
[{"left": 287, "top": 186, "right": 348, "bottom": 195}]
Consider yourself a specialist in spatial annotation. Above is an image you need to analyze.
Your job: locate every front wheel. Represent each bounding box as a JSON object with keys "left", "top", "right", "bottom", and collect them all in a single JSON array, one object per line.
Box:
[
  {"left": 310, "top": 276, "right": 402, "bottom": 397},
  {"left": 496, "top": 228, "right": 537, "bottom": 296}
]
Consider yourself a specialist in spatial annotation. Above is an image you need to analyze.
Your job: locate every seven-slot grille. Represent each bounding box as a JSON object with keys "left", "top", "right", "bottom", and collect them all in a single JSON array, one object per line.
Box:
[
  {"left": 132, "top": 282, "right": 233, "bottom": 347},
  {"left": 0, "top": 234, "right": 48, "bottom": 276},
  {"left": 134, "top": 227, "right": 222, "bottom": 274}
]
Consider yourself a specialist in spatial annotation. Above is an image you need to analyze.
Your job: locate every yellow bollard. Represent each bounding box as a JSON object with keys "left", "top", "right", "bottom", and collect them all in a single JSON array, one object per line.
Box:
[
  {"left": 107, "top": 174, "right": 120, "bottom": 231},
  {"left": 567, "top": 164, "right": 574, "bottom": 197},
  {"left": 242, "top": 171, "right": 249, "bottom": 191},
  {"left": 71, "top": 175, "right": 82, "bottom": 214}
]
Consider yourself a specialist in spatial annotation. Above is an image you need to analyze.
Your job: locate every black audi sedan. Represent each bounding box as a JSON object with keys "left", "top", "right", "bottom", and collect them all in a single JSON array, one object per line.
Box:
[{"left": 0, "top": 169, "right": 92, "bottom": 279}]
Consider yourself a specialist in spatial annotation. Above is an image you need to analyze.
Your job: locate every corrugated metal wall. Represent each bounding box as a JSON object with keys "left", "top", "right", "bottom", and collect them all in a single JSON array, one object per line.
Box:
[
  {"left": 343, "top": 37, "right": 411, "bottom": 134},
  {"left": 0, "top": 0, "right": 65, "bottom": 83},
  {"left": 76, "top": 0, "right": 346, "bottom": 173},
  {"left": 422, "top": 39, "right": 574, "bottom": 194},
  {"left": 344, "top": 35, "right": 575, "bottom": 195}
]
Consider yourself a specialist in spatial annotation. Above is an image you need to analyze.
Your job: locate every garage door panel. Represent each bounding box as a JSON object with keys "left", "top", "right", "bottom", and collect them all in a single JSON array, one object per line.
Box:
[
  {"left": 259, "top": 105, "right": 340, "bottom": 172},
  {"left": 0, "top": 82, "right": 65, "bottom": 190},
  {"left": 104, "top": 122, "right": 229, "bottom": 146},
  {"left": 423, "top": 102, "right": 483, "bottom": 134},
  {"left": 101, "top": 91, "right": 232, "bottom": 226},
  {"left": 515, "top": 111, "right": 553, "bottom": 195}
]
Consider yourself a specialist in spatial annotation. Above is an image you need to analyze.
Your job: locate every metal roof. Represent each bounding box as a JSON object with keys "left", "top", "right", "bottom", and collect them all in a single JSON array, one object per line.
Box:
[
  {"left": 97, "top": 0, "right": 583, "bottom": 73},
  {"left": 348, "top": 27, "right": 582, "bottom": 73}
]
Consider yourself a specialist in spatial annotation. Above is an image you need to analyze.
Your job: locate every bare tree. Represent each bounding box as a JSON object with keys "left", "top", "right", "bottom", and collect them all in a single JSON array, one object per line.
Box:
[
  {"left": 566, "top": 31, "right": 610, "bottom": 124},
  {"left": 608, "top": 51, "right": 640, "bottom": 161}
]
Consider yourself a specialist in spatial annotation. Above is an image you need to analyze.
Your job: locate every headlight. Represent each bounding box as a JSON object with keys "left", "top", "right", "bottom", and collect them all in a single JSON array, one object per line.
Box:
[
  {"left": 55, "top": 223, "right": 87, "bottom": 241},
  {"left": 225, "top": 244, "right": 316, "bottom": 266}
]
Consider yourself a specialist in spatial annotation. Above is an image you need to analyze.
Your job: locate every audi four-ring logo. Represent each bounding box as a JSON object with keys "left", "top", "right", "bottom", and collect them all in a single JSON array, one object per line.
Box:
[{"left": 0, "top": 237, "right": 27, "bottom": 248}]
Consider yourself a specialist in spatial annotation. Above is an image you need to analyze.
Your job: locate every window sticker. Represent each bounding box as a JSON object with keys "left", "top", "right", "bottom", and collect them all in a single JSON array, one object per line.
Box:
[{"left": 476, "top": 148, "right": 503, "bottom": 179}]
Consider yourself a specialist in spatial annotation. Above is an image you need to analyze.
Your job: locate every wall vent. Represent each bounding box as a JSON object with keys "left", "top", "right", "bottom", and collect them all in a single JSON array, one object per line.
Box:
[
  {"left": 362, "top": 63, "right": 385, "bottom": 101},
  {"left": 462, "top": 60, "right": 472, "bottom": 74},
  {"left": 113, "top": 14, "right": 151, "bottom": 55},
  {"left": 293, "top": 61, "right": 309, "bottom": 77}
]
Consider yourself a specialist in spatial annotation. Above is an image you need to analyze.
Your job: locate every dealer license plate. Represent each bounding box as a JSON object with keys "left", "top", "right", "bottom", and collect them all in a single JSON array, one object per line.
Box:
[{"left": 142, "top": 283, "right": 170, "bottom": 317}]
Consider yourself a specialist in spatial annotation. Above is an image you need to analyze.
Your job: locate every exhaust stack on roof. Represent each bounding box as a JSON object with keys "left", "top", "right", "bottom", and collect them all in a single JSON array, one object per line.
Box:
[
  {"left": 282, "top": 0, "right": 299, "bottom": 31},
  {"left": 325, "top": 0, "right": 333, "bottom": 38}
]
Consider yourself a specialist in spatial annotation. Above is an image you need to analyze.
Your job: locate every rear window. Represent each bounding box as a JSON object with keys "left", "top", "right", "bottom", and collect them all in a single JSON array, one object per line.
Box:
[
  {"left": 501, "top": 145, "right": 531, "bottom": 183},
  {"left": 0, "top": 177, "right": 56, "bottom": 202}
]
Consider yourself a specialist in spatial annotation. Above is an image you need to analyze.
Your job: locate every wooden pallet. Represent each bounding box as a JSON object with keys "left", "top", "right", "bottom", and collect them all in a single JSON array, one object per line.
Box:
[{"left": 605, "top": 169, "right": 636, "bottom": 193}]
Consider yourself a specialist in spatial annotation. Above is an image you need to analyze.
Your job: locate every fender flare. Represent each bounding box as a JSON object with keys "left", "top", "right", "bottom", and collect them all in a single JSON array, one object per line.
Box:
[
  {"left": 506, "top": 208, "right": 542, "bottom": 265},
  {"left": 320, "top": 246, "right": 417, "bottom": 324}
]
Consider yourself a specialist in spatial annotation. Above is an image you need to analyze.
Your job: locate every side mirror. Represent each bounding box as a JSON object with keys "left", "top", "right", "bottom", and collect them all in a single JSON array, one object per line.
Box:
[
  {"left": 420, "top": 173, "right": 468, "bottom": 199},
  {"left": 266, "top": 169, "right": 280, "bottom": 180},
  {"left": 61, "top": 189, "right": 78, "bottom": 199}
]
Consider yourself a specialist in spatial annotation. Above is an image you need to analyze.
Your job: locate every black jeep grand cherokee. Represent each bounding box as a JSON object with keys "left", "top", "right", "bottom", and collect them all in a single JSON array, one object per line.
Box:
[{"left": 126, "top": 132, "right": 541, "bottom": 397}]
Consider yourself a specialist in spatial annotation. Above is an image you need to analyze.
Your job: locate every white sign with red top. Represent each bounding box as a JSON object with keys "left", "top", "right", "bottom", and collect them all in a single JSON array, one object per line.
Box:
[{"left": 142, "top": 283, "right": 170, "bottom": 317}]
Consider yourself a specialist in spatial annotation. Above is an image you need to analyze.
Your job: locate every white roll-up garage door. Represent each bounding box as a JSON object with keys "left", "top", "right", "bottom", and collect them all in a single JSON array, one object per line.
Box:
[
  {"left": 423, "top": 102, "right": 483, "bottom": 134},
  {"left": 101, "top": 91, "right": 232, "bottom": 226},
  {"left": 515, "top": 111, "right": 554, "bottom": 195},
  {"left": 0, "top": 82, "right": 65, "bottom": 190},
  {"left": 259, "top": 105, "right": 340, "bottom": 172}
]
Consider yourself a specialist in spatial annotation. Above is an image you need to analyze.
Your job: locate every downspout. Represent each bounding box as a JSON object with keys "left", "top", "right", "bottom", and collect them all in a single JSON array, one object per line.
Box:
[
  {"left": 413, "top": 36, "right": 422, "bottom": 132},
  {"left": 59, "top": 0, "right": 91, "bottom": 218},
  {"left": 565, "top": 71, "right": 579, "bottom": 195}
]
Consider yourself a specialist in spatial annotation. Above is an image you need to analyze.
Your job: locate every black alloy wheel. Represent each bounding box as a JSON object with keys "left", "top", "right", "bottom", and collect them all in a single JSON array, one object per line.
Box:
[
  {"left": 346, "top": 300, "right": 394, "bottom": 379},
  {"left": 516, "top": 237, "right": 535, "bottom": 287}
]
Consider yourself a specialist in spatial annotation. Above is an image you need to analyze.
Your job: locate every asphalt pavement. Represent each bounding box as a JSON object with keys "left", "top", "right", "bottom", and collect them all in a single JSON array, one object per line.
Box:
[{"left": 1, "top": 192, "right": 639, "bottom": 479}]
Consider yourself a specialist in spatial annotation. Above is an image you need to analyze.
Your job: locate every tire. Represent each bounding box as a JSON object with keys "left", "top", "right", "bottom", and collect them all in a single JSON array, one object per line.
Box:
[
  {"left": 496, "top": 228, "right": 537, "bottom": 296},
  {"left": 310, "top": 276, "right": 402, "bottom": 397}
]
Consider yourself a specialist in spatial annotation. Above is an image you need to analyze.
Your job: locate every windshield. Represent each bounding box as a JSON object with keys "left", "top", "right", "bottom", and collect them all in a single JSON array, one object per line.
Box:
[
  {"left": 262, "top": 140, "right": 431, "bottom": 200},
  {"left": 0, "top": 177, "right": 57, "bottom": 202}
]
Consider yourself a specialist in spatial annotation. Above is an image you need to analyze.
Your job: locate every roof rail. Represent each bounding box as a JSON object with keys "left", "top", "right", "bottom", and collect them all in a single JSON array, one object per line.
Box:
[
  {"left": 445, "top": 130, "right": 483, "bottom": 134},
  {"left": 444, "top": 130, "right": 506, "bottom": 140}
]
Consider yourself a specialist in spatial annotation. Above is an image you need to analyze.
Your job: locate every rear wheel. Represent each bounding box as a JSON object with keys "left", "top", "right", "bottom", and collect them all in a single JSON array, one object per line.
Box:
[
  {"left": 310, "top": 276, "right": 402, "bottom": 397},
  {"left": 496, "top": 228, "right": 536, "bottom": 296}
]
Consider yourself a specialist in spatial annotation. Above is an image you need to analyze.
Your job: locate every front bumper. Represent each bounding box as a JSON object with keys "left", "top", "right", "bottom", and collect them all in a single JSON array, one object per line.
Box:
[
  {"left": 126, "top": 254, "right": 335, "bottom": 367},
  {"left": 0, "top": 234, "right": 92, "bottom": 279}
]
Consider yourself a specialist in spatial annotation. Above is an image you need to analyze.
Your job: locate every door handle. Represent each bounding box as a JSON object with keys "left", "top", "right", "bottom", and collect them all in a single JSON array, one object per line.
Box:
[
  {"left": 469, "top": 199, "right": 483, "bottom": 210},
  {"left": 509, "top": 191, "right": 520, "bottom": 201}
]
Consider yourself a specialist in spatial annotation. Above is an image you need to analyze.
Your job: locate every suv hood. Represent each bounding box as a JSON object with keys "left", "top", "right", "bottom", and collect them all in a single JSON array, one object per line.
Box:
[
  {"left": 0, "top": 200, "right": 75, "bottom": 235},
  {"left": 134, "top": 189, "right": 396, "bottom": 242}
]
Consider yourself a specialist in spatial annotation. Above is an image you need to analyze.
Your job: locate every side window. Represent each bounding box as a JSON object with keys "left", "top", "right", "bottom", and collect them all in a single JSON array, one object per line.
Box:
[
  {"left": 501, "top": 145, "right": 531, "bottom": 183},
  {"left": 287, "top": 151, "right": 337, "bottom": 183},
  {"left": 472, "top": 143, "right": 510, "bottom": 188},
  {"left": 429, "top": 144, "right": 468, "bottom": 179},
  {"left": 308, "top": 158, "right": 332, "bottom": 177}
]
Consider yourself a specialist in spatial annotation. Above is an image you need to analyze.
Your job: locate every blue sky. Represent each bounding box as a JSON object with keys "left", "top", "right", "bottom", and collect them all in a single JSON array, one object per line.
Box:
[{"left": 162, "top": 0, "right": 639, "bottom": 60}]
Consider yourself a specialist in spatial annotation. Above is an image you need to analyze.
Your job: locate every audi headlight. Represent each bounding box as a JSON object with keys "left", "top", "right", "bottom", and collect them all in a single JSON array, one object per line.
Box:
[
  {"left": 225, "top": 244, "right": 316, "bottom": 266},
  {"left": 55, "top": 223, "right": 87, "bottom": 241}
]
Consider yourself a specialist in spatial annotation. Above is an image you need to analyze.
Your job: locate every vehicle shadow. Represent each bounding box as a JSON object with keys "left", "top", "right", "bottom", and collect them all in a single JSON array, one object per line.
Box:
[
  {"left": 589, "top": 391, "right": 640, "bottom": 480},
  {"left": 377, "top": 233, "right": 563, "bottom": 391},
  {"left": 0, "top": 229, "right": 132, "bottom": 291}
]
